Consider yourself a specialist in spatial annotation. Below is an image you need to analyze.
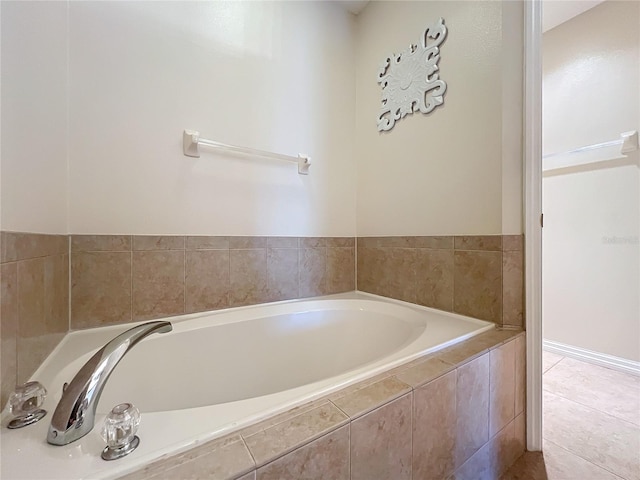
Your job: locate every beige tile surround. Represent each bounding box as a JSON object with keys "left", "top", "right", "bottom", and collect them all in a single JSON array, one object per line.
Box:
[
  {"left": 8, "top": 236, "right": 520, "bottom": 331},
  {"left": 0, "top": 232, "right": 69, "bottom": 407},
  {"left": 0, "top": 232, "right": 524, "bottom": 479},
  {"left": 70, "top": 235, "right": 356, "bottom": 329},
  {"left": 357, "top": 235, "right": 524, "bottom": 327},
  {"left": 0, "top": 232, "right": 355, "bottom": 408},
  {"left": 120, "top": 329, "right": 526, "bottom": 480}
]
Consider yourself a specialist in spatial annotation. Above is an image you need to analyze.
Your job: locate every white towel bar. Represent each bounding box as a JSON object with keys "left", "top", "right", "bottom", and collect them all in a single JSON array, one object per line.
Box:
[{"left": 182, "top": 130, "right": 310, "bottom": 175}]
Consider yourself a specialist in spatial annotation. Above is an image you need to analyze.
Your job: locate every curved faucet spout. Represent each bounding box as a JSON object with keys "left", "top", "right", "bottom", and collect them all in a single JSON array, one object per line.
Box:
[{"left": 47, "top": 321, "right": 172, "bottom": 446}]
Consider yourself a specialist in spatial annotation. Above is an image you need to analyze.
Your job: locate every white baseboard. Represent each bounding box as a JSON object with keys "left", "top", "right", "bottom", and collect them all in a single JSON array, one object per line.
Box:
[{"left": 543, "top": 340, "right": 640, "bottom": 377}]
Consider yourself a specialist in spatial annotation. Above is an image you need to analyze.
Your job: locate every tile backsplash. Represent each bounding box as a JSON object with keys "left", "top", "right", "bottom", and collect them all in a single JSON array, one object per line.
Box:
[
  {"left": 357, "top": 235, "right": 524, "bottom": 328},
  {"left": 0, "top": 231, "right": 523, "bottom": 409},
  {"left": 0, "top": 232, "right": 69, "bottom": 407},
  {"left": 70, "top": 235, "right": 356, "bottom": 329},
  {"left": 0, "top": 232, "right": 355, "bottom": 407}
]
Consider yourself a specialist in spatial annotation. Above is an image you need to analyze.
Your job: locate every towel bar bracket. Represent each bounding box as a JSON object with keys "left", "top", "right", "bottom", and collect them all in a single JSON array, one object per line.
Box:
[{"left": 183, "top": 129, "right": 311, "bottom": 175}]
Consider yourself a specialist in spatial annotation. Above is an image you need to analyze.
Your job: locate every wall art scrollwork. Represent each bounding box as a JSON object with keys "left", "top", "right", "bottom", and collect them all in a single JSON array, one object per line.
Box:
[{"left": 377, "top": 18, "right": 448, "bottom": 132}]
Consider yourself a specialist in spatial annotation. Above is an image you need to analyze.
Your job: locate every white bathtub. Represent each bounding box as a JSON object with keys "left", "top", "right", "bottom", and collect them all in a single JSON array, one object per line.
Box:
[{"left": 1, "top": 292, "right": 493, "bottom": 480}]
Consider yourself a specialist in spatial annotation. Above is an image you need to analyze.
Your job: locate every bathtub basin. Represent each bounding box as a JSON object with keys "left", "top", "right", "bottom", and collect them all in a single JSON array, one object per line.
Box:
[{"left": 1, "top": 292, "right": 493, "bottom": 480}]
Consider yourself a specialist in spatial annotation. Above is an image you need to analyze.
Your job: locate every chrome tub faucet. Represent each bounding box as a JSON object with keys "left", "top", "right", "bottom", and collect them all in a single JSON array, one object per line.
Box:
[{"left": 47, "top": 321, "right": 172, "bottom": 446}]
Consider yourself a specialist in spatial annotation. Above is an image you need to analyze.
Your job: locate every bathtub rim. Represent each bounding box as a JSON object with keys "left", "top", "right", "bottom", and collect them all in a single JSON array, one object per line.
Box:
[
  {"left": 1, "top": 291, "right": 496, "bottom": 480},
  {"left": 22, "top": 291, "right": 494, "bottom": 393}
]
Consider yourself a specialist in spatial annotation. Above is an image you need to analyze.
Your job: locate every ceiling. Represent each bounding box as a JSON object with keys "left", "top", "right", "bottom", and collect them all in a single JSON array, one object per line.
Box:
[
  {"left": 543, "top": 0, "right": 606, "bottom": 32},
  {"left": 338, "top": 0, "right": 606, "bottom": 31},
  {"left": 340, "top": 0, "right": 369, "bottom": 15}
]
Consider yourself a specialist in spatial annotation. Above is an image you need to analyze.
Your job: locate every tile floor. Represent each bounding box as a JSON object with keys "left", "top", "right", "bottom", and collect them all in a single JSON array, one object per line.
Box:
[{"left": 502, "top": 351, "right": 640, "bottom": 480}]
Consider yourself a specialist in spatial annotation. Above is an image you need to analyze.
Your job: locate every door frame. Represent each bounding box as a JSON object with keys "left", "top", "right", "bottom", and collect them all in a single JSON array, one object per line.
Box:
[{"left": 524, "top": 0, "right": 543, "bottom": 451}]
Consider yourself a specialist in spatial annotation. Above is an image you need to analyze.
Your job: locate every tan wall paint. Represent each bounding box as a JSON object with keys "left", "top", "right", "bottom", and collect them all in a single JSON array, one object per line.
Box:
[
  {"left": 67, "top": 2, "right": 356, "bottom": 236},
  {"left": 355, "top": 1, "right": 523, "bottom": 236},
  {"left": 542, "top": 1, "right": 640, "bottom": 361},
  {"left": 2, "top": 2, "right": 357, "bottom": 237},
  {"left": 2, "top": 1, "right": 525, "bottom": 238},
  {"left": 1, "top": 1, "right": 69, "bottom": 234}
]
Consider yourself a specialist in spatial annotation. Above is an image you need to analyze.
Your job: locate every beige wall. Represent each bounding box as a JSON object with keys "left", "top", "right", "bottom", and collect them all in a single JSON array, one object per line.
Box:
[
  {"left": 542, "top": 1, "right": 640, "bottom": 361},
  {"left": 67, "top": 1, "right": 356, "bottom": 236},
  {"left": 501, "top": 0, "right": 525, "bottom": 235},
  {"left": 355, "top": 1, "right": 523, "bottom": 236},
  {"left": 2, "top": 0, "right": 525, "bottom": 238},
  {"left": 2, "top": 1, "right": 357, "bottom": 237},
  {"left": 1, "top": 1, "right": 69, "bottom": 234}
]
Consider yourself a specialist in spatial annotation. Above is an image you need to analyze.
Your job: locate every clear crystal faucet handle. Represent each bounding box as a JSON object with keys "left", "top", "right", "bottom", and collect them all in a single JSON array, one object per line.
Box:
[
  {"left": 100, "top": 403, "right": 141, "bottom": 460},
  {"left": 7, "top": 381, "right": 47, "bottom": 429}
]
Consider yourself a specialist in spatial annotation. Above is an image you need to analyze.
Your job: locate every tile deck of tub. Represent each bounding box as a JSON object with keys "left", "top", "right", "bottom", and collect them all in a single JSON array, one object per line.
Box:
[{"left": 118, "top": 328, "right": 526, "bottom": 480}]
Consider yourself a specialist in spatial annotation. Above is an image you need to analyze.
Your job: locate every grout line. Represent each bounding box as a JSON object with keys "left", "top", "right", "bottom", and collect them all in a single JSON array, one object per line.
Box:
[
  {"left": 542, "top": 355, "right": 565, "bottom": 374},
  {"left": 512, "top": 339, "right": 517, "bottom": 425},
  {"left": 239, "top": 435, "right": 258, "bottom": 471},
  {"left": 183, "top": 245, "right": 186, "bottom": 314},
  {"left": 227, "top": 243, "right": 231, "bottom": 308},
  {"left": 410, "top": 390, "right": 414, "bottom": 480},
  {"left": 347, "top": 422, "right": 352, "bottom": 479},
  {"left": 297, "top": 245, "right": 302, "bottom": 299},
  {"left": 15, "top": 259, "right": 22, "bottom": 384},
  {"left": 295, "top": 242, "right": 300, "bottom": 299},
  {"left": 130, "top": 247, "right": 133, "bottom": 323},
  {"left": 354, "top": 236, "right": 358, "bottom": 291},
  {"left": 241, "top": 407, "right": 349, "bottom": 470},
  {"left": 488, "top": 350, "right": 493, "bottom": 439},
  {"left": 543, "top": 439, "right": 628, "bottom": 480},
  {"left": 67, "top": 235, "right": 71, "bottom": 332},
  {"left": 543, "top": 390, "right": 640, "bottom": 428},
  {"left": 323, "top": 245, "right": 327, "bottom": 295},
  {"left": 500, "top": 249, "right": 505, "bottom": 327}
]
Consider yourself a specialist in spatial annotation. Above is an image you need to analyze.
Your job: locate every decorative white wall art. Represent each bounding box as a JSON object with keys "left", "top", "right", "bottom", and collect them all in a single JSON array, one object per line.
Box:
[{"left": 377, "top": 18, "right": 448, "bottom": 132}]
